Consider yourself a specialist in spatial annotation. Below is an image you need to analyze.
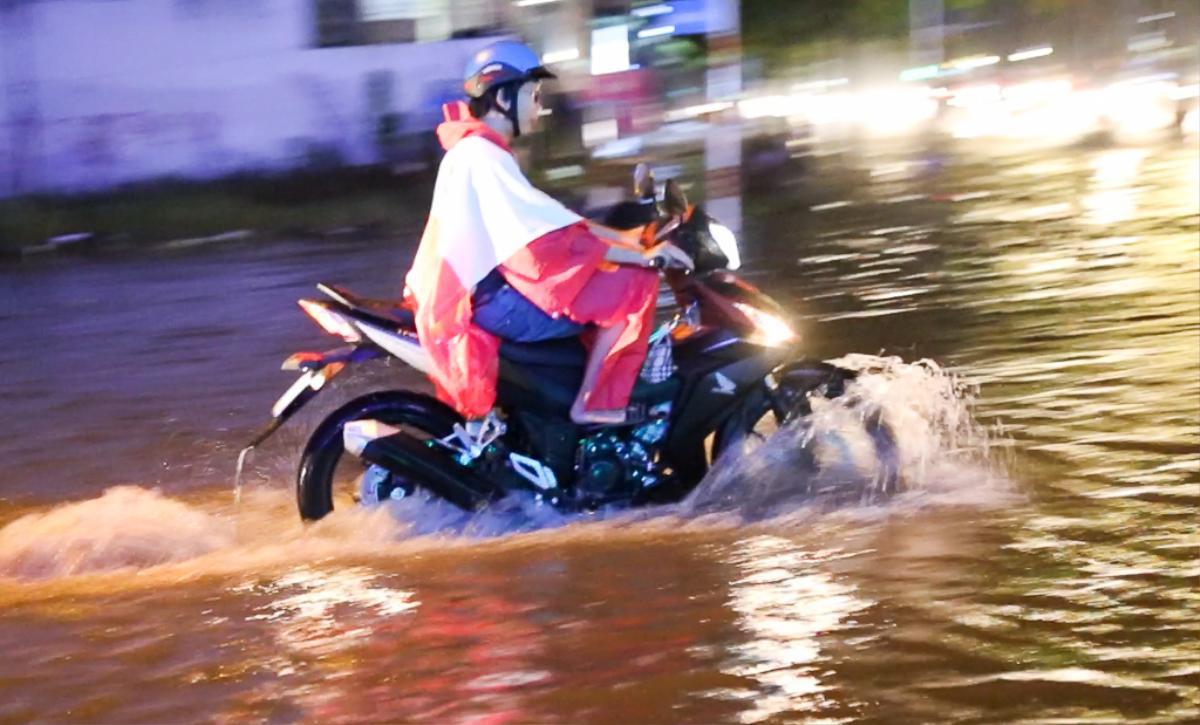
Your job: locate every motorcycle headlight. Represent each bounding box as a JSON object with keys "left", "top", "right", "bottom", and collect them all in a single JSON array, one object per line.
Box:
[
  {"left": 708, "top": 222, "right": 742, "bottom": 270},
  {"left": 733, "top": 302, "right": 796, "bottom": 346}
]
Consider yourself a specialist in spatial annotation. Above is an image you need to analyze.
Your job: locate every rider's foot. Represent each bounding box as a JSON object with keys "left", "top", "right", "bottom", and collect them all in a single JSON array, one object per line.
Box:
[{"left": 570, "top": 399, "right": 626, "bottom": 426}]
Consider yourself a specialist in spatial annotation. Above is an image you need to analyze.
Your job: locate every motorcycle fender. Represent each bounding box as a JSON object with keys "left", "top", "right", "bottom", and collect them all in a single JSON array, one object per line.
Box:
[
  {"left": 773, "top": 361, "right": 856, "bottom": 398},
  {"left": 282, "top": 345, "right": 381, "bottom": 371},
  {"left": 244, "top": 357, "right": 357, "bottom": 449}
]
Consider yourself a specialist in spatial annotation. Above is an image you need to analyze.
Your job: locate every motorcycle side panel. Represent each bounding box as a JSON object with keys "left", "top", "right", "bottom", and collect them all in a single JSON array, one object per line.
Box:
[
  {"left": 667, "top": 355, "right": 778, "bottom": 448},
  {"left": 664, "top": 330, "right": 789, "bottom": 464},
  {"left": 497, "top": 360, "right": 682, "bottom": 419},
  {"left": 497, "top": 360, "right": 582, "bottom": 415}
]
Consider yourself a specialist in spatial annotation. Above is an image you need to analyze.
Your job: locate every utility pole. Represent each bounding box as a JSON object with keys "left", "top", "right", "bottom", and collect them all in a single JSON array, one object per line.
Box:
[
  {"left": 704, "top": 0, "right": 742, "bottom": 235},
  {"left": 0, "top": 0, "right": 42, "bottom": 196},
  {"left": 909, "top": 0, "right": 945, "bottom": 66}
]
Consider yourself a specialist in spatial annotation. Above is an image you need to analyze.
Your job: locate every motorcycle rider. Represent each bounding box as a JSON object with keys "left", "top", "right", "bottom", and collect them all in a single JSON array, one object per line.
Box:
[{"left": 405, "top": 40, "right": 691, "bottom": 426}]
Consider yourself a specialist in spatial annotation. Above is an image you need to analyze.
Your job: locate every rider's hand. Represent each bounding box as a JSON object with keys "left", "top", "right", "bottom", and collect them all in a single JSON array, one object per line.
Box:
[{"left": 646, "top": 242, "right": 694, "bottom": 271}]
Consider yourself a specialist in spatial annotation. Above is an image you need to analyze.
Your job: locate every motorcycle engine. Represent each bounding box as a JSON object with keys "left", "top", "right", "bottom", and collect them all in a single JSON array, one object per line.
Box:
[{"left": 575, "top": 431, "right": 658, "bottom": 504}]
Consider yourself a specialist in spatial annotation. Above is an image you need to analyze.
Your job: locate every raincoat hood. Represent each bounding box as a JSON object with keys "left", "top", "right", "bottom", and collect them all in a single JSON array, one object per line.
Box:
[{"left": 435, "top": 101, "right": 512, "bottom": 154}]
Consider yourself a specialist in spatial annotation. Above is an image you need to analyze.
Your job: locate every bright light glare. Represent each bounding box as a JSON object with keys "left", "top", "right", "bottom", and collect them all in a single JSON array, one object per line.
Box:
[
  {"left": 864, "top": 88, "right": 938, "bottom": 134},
  {"left": 581, "top": 118, "right": 618, "bottom": 146},
  {"left": 636, "top": 24, "right": 675, "bottom": 39},
  {"left": 542, "top": 48, "right": 580, "bottom": 64},
  {"left": 1084, "top": 149, "right": 1145, "bottom": 225},
  {"left": 631, "top": 3, "right": 673, "bottom": 17},
  {"left": 1169, "top": 83, "right": 1199, "bottom": 101},
  {"left": 1101, "top": 81, "right": 1176, "bottom": 135},
  {"left": 664, "top": 101, "right": 733, "bottom": 122},
  {"left": 738, "top": 94, "right": 799, "bottom": 119},
  {"left": 1004, "top": 79, "right": 1072, "bottom": 106},
  {"left": 1007, "top": 47, "right": 1053, "bottom": 62},
  {"left": 947, "top": 75, "right": 1188, "bottom": 142},
  {"left": 514, "top": 0, "right": 560, "bottom": 7},
  {"left": 793, "top": 78, "right": 849, "bottom": 91},
  {"left": 948, "top": 83, "right": 1002, "bottom": 108},
  {"left": 948, "top": 55, "right": 1001, "bottom": 71},
  {"left": 1128, "top": 33, "right": 1169, "bottom": 52},
  {"left": 799, "top": 87, "right": 937, "bottom": 135},
  {"left": 1137, "top": 11, "right": 1175, "bottom": 23},
  {"left": 590, "top": 24, "right": 630, "bottom": 75},
  {"left": 900, "top": 64, "right": 940, "bottom": 82}
]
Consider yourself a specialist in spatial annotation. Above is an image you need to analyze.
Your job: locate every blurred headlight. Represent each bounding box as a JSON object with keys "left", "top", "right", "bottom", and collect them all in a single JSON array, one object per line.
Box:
[{"left": 733, "top": 302, "right": 796, "bottom": 346}]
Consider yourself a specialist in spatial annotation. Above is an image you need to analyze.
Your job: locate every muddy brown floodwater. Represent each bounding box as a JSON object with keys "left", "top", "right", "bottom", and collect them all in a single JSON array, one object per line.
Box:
[{"left": 0, "top": 140, "right": 1196, "bottom": 723}]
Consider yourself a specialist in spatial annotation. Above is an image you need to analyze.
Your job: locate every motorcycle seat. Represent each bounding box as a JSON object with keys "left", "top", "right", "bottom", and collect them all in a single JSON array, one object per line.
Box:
[
  {"left": 498, "top": 337, "right": 587, "bottom": 368},
  {"left": 319, "top": 284, "right": 416, "bottom": 330}
]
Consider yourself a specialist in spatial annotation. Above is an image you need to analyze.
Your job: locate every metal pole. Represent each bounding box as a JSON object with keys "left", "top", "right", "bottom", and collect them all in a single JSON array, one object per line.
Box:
[
  {"left": 0, "top": 0, "right": 41, "bottom": 196},
  {"left": 909, "top": 0, "right": 944, "bottom": 66},
  {"left": 704, "top": 0, "right": 742, "bottom": 235}
]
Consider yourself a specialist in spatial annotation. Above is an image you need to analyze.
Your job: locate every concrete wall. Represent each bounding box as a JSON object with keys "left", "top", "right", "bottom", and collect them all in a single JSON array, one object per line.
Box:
[{"left": 0, "top": 0, "right": 498, "bottom": 196}]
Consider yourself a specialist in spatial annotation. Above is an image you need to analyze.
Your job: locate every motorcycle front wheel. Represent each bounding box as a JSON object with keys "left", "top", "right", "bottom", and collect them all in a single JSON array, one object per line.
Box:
[
  {"left": 712, "top": 368, "right": 901, "bottom": 501},
  {"left": 295, "top": 390, "right": 462, "bottom": 521}
]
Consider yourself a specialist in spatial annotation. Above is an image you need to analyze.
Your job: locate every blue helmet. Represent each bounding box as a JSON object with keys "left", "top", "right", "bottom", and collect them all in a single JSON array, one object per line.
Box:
[{"left": 463, "top": 40, "right": 555, "bottom": 99}]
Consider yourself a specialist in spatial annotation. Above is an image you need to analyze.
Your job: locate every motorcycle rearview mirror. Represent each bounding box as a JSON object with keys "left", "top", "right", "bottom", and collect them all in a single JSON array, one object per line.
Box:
[
  {"left": 633, "top": 162, "right": 656, "bottom": 201},
  {"left": 663, "top": 178, "right": 688, "bottom": 217},
  {"left": 602, "top": 162, "right": 659, "bottom": 230}
]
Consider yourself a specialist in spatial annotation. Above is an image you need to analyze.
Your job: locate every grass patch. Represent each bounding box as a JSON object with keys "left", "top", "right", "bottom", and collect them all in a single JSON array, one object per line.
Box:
[{"left": 0, "top": 166, "right": 435, "bottom": 254}]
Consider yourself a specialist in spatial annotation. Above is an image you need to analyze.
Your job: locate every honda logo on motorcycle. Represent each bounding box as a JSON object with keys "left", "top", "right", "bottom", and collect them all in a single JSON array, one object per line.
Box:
[{"left": 711, "top": 372, "right": 738, "bottom": 395}]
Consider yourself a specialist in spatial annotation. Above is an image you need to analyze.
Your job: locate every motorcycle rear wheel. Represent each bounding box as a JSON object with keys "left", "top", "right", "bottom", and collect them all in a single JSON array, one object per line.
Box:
[{"left": 296, "top": 391, "right": 462, "bottom": 521}]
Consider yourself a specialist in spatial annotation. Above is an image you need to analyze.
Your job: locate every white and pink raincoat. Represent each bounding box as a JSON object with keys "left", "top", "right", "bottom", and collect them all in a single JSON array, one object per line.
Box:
[{"left": 404, "top": 102, "right": 658, "bottom": 418}]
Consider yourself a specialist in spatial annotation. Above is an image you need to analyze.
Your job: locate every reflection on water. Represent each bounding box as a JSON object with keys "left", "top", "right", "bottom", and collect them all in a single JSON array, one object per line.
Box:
[
  {"left": 1083, "top": 148, "right": 1145, "bottom": 225},
  {"left": 722, "top": 535, "right": 870, "bottom": 722},
  {"left": 240, "top": 567, "right": 419, "bottom": 657},
  {"left": 0, "top": 140, "right": 1196, "bottom": 722}
]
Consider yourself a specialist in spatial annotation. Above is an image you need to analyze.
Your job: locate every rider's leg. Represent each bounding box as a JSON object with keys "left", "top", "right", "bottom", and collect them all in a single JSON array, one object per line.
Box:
[
  {"left": 472, "top": 271, "right": 584, "bottom": 343},
  {"left": 570, "top": 322, "right": 629, "bottom": 425}
]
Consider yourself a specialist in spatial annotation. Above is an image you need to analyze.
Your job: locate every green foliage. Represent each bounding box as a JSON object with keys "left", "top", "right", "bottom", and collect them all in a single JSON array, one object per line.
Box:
[
  {"left": 741, "top": 0, "right": 909, "bottom": 70},
  {"left": 0, "top": 167, "right": 431, "bottom": 254}
]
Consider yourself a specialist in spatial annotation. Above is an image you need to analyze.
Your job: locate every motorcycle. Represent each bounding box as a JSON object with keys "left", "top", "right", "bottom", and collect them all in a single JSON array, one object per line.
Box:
[{"left": 240, "top": 174, "right": 900, "bottom": 521}]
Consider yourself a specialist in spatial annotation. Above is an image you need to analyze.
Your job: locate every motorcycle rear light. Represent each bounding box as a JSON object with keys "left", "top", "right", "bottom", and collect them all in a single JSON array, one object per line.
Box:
[
  {"left": 282, "top": 351, "right": 325, "bottom": 371},
  {"left": 299, "top": 299, "right": 362, "bottom": 342}
]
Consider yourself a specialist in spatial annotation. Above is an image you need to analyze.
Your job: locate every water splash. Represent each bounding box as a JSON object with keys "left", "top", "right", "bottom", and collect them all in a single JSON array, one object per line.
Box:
[
  {"left": 0, "top": 356, "right": 1011, "bottom": 583},
  {"left": 0, "top": 486, "right": 234, "bottom": 579},
  {"left": 827, "top": 354, "right": 1009, "bottom": 494},
  {"left": 684, "top": 355, "right": 1011, "bottom": 520}
]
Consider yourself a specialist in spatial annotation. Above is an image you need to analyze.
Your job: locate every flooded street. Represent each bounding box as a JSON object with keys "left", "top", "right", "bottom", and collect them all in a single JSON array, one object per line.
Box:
[{"left": 0, "top": 140, "right": 1196, "bottom": 723}]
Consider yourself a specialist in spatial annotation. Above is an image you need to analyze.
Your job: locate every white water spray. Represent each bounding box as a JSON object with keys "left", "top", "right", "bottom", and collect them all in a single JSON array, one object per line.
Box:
[{"left": 684, "top": 355, "right": 1010, "bottom": 519}]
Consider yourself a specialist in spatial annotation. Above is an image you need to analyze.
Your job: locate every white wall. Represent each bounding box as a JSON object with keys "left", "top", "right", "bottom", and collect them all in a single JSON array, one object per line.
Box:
[{"left": 0, "top": 0, "right": 497, "bottom": 195}]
